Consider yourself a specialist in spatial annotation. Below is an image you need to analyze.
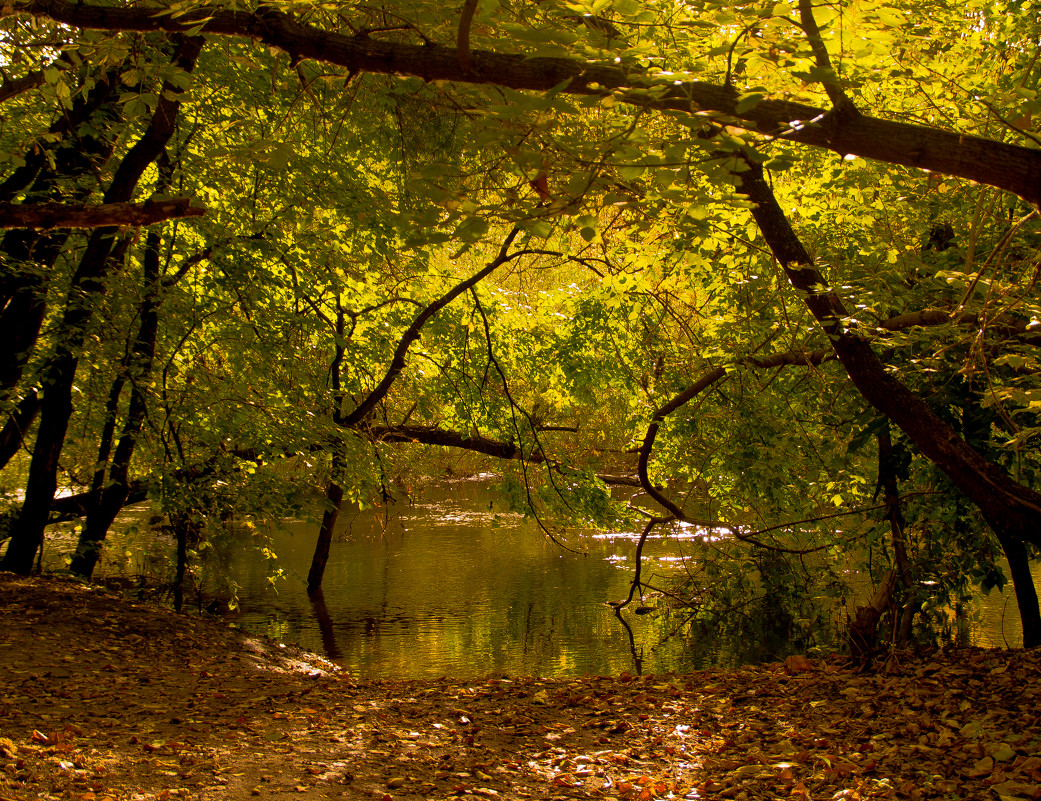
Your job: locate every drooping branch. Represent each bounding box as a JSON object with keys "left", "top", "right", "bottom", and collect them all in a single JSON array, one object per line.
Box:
[
  {"left": 7, "top": 0, "right": 1041, "bottom": 205},
  {"left": 637, "top": 367, "right": 727, "bottom": 522},
  {"left": 0, "top": 198, "right": 206, "bottom": 229}
]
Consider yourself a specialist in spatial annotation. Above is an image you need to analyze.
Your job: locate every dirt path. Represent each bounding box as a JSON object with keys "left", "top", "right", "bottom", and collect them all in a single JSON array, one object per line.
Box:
[{"left": 1, "top": 574, "right": 1040, "bottom": 800}]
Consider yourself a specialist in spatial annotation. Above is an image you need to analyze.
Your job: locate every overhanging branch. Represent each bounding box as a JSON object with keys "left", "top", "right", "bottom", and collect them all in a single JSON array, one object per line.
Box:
[
  {"left": 7, "top": 0, "right": 1041, "bottom": 206},
  {"left": 0, "top": 198, "right": 206, "bottom": 229}
]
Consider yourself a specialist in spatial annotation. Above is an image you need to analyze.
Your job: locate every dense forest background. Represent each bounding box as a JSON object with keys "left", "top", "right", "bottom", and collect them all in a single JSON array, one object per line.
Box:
[{"left": 1, "top": 0, "right": 1039, "bottom": 659}]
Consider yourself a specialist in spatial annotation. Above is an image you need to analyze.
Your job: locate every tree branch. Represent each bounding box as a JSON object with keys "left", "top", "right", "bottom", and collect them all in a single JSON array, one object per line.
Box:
[
  {"left": 0, "top": 198, "right": 206, "bottom": 229},
  {"left": 339, "top": 227, "right": 522, "bottom": 427},
  {"left": 7, "top": 0, "right": 1041, "bottom": 205},
  {"left": 738, "top": 155, "right": 1041, "bottom": 548}
]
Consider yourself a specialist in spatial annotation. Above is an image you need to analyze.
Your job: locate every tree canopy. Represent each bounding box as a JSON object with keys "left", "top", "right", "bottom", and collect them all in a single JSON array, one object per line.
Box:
[{"left": 1, "top": 0, "right": 1039, "bottom": 653}]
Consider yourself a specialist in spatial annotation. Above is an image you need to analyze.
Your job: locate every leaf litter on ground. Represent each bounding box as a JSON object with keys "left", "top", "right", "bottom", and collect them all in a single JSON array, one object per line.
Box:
[{"left": 1, "top": 575, "right": 1039, "bottom": 800}]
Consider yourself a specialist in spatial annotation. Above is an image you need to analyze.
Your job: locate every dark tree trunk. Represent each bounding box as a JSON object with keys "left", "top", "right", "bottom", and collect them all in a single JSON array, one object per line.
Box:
[
  {"left": 171, "top": 511, "right": 200, "bottom": 613},
  {"left": 0, "top": 65, "right": 122, "bottom": 401},
  {"left": 995, "top": 531, "right": 1041, "bottom": 648},
  {"left": 877, "top": 427, "right": 917, "bottom": 646},
  {"left": 1, "top": 36, "right": 203, "bottom": 575},
  {"left": 307, "top": 471, "right": 344, "bottom": 595},
  {"left": 739, "top": 162, "right": 1041, "bottom": 547},
  {"left": 0, "top": 390, "right": 40, "bottom": 469},
  {"left": 73, "top": 181, "right": 168, "bottom": 579},
  {"left": 738, "top": 159, "right": 1041, "bottom": 644}
]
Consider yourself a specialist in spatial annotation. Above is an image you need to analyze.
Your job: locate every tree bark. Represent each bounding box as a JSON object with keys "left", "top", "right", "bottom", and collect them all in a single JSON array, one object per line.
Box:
[
  {"left": 0, "top": 63, "right": 122, "bottom": 401},
  {"left": 739, "top": 160, "right": 1041, "bottom": 645},
  {"left": 0, "top": 390, "right": 40, "bottom": 469},
  {"left": 72, "top": 214, "right": 166, "bottom": 579},
  {"left": 307, "top": 467, "right": 343, "bottom": 595},
  {"left": 0, "top": 198, "right": 205, "bottom": 229},
  {"left": 877, "top": 426, "right": 917, "bottom": 646},
  {"left": 171, "top": 511, "right": 200, "bottom": 613},
  {"left": 739, "top": 161, "right": 1041, "bottom": 552},
  {"left": 994, "top": 531, "right": 1041, "bottom": 648},
  {"left": 6, "top": 0, "right": 1041, "bottom": 206}
]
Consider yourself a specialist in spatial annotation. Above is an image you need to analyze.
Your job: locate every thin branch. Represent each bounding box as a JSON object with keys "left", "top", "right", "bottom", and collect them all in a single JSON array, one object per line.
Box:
[
  {"left": 339, "top": 227, "right": 522, "bottom": 427},
  {"left": 610, "top": 516, "right": 667, "bottom": 610},
  {"left": 797, "top": 0, "right": 857, "bottom": 115}
]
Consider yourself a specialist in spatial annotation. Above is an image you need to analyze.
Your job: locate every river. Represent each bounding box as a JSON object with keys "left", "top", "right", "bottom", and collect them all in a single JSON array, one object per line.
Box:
[{"left": 44, "top": 475, "right": 1037, "bottom": 678}]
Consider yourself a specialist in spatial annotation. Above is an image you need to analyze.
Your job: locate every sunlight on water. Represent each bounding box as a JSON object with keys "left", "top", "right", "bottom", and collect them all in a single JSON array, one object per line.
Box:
[{"left": 42, "top": 476, "right": 1039, "bottom": 679}]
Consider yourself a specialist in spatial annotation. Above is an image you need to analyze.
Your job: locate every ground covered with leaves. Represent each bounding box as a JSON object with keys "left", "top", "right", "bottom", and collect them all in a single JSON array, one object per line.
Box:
[{"left": 1, "top": 575, "right": 1040, "bottom": 801}]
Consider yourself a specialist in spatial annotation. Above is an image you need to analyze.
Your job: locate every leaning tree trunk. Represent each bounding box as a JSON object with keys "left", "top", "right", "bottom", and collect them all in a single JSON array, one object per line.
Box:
[
  {"left": 738, "top": 158, "right": 1041, "bottom": 644},
  {"left": 307, "top": 458, "right": 344, "bottom": 595},
  {"left": 0, "top": 63, "right": 122, "bottom": 404},
  {"left": 72, "top": 177, "right": 168, "bottom": 579}
]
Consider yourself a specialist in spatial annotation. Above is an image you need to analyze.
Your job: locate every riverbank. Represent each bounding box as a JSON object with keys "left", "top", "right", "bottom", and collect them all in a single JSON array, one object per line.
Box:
[{"left": 1, "top": 574, "right": 1039, "bottom": 801}]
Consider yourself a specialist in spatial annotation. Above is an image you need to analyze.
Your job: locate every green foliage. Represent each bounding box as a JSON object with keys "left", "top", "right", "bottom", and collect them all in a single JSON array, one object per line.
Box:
[{"left": 1, "top": 0, "right": 1039, "bottom": 655}]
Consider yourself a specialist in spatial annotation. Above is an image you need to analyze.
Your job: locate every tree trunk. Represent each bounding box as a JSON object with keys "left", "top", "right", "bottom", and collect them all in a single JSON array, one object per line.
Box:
[
  {"left": 73, "top": 183, "right": 168, "bottom": 579},
  {"left": 994, "top": 531, "right": 1041, "bottom": 648},
  {"left": 0, "top": 36, "right": 203, "bottom": 575},
  {"left": 850, "top": 569, "right": 897, "bottom": 668},
  {"left": 171, "top": 511, "right": 199, "bottom": 613},
  {"left": 738, "top": 159, "right": 1041, "bottom": 644},
  {"left": 739, "top": 162, "right": 1041, "bottom": 549},
  {"left": 307, "top": 473, "right": 344, "bottom": 595},
  {"left": 0, "top": 390, "right": 40, "bottom": 469},
  {"left": 877, "top": 427, "right": 917, "bottom": 646},
  {"left": 0, "top": 65, "right": 121, "bottom": 402}
]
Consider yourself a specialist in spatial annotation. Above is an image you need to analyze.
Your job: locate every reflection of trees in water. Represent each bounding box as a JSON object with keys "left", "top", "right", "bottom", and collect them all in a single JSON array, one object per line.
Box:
[
  {"left": 611, "top": 609, "right": 644, "bottom": 675},
  {"left": 309, "top": 590, "right": 342, "bottom": 660},
  {"left": 663, "top": 549, "right": 839, "bottom": 669}
]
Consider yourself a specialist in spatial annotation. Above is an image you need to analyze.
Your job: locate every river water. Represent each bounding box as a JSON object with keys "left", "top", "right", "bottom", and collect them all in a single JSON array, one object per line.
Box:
[
  {"left": 45, "top": 475, "right": 1037, "bottom": 678},
  {"left": 215, "top": 476, "right": 703, "bottom": 679}
]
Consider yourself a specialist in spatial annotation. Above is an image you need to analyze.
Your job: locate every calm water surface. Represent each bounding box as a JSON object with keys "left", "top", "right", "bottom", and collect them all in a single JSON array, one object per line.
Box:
[
  {"left": 48, "top": 475, "right": 1037, "bottom": 678},
  {"left": 222, "top": 477, "right": 701, "bottom": 678}
]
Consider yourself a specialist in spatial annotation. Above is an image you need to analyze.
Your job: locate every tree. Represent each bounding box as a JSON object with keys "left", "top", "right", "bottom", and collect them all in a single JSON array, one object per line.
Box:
[{"left": 1, "top": 0, "right": 1038, "bottom": 651}]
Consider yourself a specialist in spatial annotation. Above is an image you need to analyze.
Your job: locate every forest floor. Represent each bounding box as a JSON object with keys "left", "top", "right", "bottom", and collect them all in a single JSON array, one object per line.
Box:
[{"left": 1, "top": 575, "right": 1040, "bottom": 801}]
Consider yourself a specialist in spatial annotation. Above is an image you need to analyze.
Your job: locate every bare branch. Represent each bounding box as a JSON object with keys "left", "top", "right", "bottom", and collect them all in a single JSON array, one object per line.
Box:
[
  {"left": 0, "top": 198, "right": 206, "bottom": 229},
  {"left": 338, "top": 227, "right": 522, "bottom": 427}
]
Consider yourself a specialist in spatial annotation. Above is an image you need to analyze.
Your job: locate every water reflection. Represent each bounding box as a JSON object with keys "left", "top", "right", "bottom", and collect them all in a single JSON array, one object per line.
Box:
[
  {"left": 220, "top": 477, "right": 698, "bottom": 678},
  {"left": 42, "top": 475, "right": 1039, "bottom": 678}
]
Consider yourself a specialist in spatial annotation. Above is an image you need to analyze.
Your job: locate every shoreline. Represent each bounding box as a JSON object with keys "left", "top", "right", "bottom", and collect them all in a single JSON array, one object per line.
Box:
[{"left": 1, "top": 573, "right": 1039, "bottom": 800}]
